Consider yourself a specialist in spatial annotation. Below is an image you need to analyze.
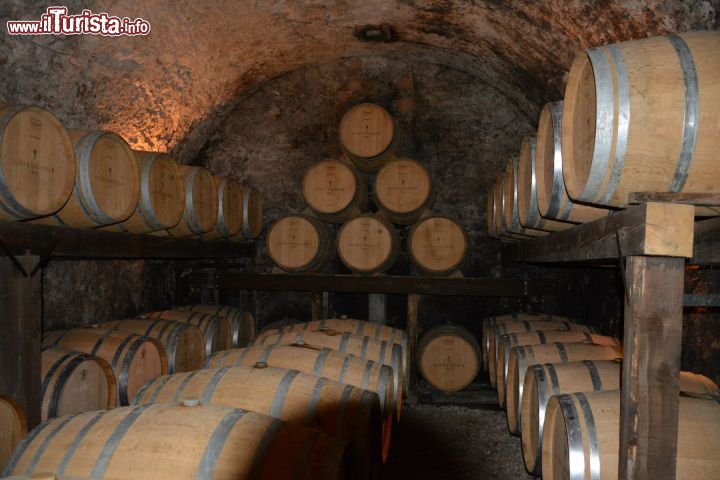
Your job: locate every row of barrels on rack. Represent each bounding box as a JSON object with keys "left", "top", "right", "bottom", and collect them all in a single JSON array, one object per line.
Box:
[
  {"left": 0, "top": 103, "right": 263, "bottom": 239},
  {"left": 487, "top": 31, "right": 720, "bottom": 240},
  {"left": 2, "top": 316, "right": 408, "bottom": 480},
  {"left": 481, "top": 312, "right": 720, "bottom": 478}
]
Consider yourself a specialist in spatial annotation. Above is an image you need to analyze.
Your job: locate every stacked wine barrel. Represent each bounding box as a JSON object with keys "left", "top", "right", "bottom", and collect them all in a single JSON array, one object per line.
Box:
[{"left": 267, "top": 103, "right": 470, "bottom": 276}]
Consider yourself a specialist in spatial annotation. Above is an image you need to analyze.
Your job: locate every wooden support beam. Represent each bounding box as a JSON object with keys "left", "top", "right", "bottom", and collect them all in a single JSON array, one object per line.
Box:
[
  {"left": 407, "top": 294, "right": 420, "bottom": 399},
  {"left": 311, "top": 292, "right": 323, "bottom": 321},
  {"left": 628, "top": 191, "right": 720, "bottom": 207},
  {"left": 0, "top": 255, "right": 42, "bottom": 429},
  {"left": 620, "top": 256, "right": 684, "bottom": 480}
]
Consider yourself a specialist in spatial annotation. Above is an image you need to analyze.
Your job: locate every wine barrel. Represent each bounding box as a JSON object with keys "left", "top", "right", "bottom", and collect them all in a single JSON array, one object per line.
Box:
[
  {"left": 32, "top": 130, "right": 139, "bottom": 228},
  {"left": 41, "top": 329, "right": 167, "bottom": 406},
  {"left": 0, "top": 395, "right": 27, "bottom": 473},
  {"left": 228, "top": 186, "right": 264, "bottom": 241},
  {"left": 503, "top": 158, "right": 546, "bottom": 237},
  {"left": 407, "top": 215, "right": 468, "bottom": 276},
  {"left": 418, "top": 325, "right": 480, "bottom": 393},
  {"left": 535, "top": 101, "right": 610, "bottom": 223},
  {"left": 0, "top": 104, "right": 75, "bottom": 221},
  {"left": 302, "top": 159, "right": 366, "bottom": 224},
  {"left": 41, "top": 347, "right": 116, "bottom": 421},
  {"left": 97, "top": 318, "right": 205, "bottom": 374},
  {"left": 542, "top": 390, "right": 720, "bottom": 480},
  {"left": 374, "top": 158, "right": 433, "bottom": 225},
  {"left": 267, "top": 213, "right": 333, "bottom": 273},
  {"left": 181, "top": 305, "right": 256, "bottom": 348},
  {"left": 523, "top": 362, "right": 719, "bottom": 476},
  {"left": 339, "top": 103, "right": 398, "bottom": 172},
  {"left": 482, "top": 313, "right": 563, "bottom": 370},
  {"left": 167, "top": 165, "right": 218, "bottom": 237},
  {"left": 134, "top": 364, "right": 383, "bottom": 472},
  {"left": 104, "top": 151, "right": 184, "bottom": 233},
  {"left": 495, "top": 331, "right": 620, "bottom": 406},
  {"left": 145, "top": 311, "right": 232, "bottom": 355},
  {"left": 337, "top": 214, "right": 399, "bottom": 274},
  {"left": 4, "top": 403, "right": 352, "bottom": 480},
  {"left": 487, "top": 184, "right": 500, "bottom": 239},
  {"left": 516, "top": 135, "right": 573, "bottom": 232},
  {"left": 506, "top": 342, "right": 623, "bottom": 435},
  {"left": 253, "top": 330, "right": 404, "bottom": 415},
  {"left": 202, "top": 176, "right": 244, "bottom": 239},
  {"left": 562, "top": 32, "right": 720, "bottom": 212}
]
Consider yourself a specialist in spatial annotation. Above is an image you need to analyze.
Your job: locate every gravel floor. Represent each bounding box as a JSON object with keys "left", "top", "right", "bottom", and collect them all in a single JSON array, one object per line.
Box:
[{"left": 382, "top": 404, "right": 535, "bottom": 479}]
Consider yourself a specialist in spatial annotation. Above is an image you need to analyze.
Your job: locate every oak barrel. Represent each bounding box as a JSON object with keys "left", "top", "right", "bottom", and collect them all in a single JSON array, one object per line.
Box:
[
  {"left": 374, "top": 158, "right": 433, "bottom": 224},
  {"left": 407, "top": 215, "right": 468, "bottom": 276},
  {"left": 181, "top": 304, "right": 256, "bottom": 348},
  {"left": 230, "top": 186, "right": 264, "bottom": 240},
  {"left": 97, "top": 318, "right": 205, "bottom": 374},
  {"left": 503, "top": 158, "right": 546, "bottom": 237},
  {"left": 41, "top": 329, "right": 167, "bottom": 406},
  {"left": 505, "top": 342, "right": 623, "bottom": 435},
  {"left": 535, "top": 101, "right": 610, "bottom": 223},
  {"left": 302, "top": 159, "right": 366, "bottom": 224},
  {"left": 267, "top": 213, "right": 333, "bottom": 273},
  {"left": 145, "top": 310, "right": 232, "bottom": 356},
  {"left": 542, "top": 391, "right": 720, "bottom": 480},
  {"left": 41, "top": 347, "right": 116, "bottom": 420},
  {"left": 418, "top": 325, "right": 480, "bottom": 393},
  {"left": 486, "top": 184, "right": 500, "bottom": 239},
  {"left": 562, "top": 32, "right": 720, "bottom": 212},
  {"left": 0, "top": 104, "right": 75, "bottom": 221},
  {"left": 134, "top": 364, "right": 382, "bottom": 472},
  {"left": 339, "top": 103, "right": 398, "bottom": 172},
  {"left": 166, "top": 165, "right": 218, "bottom": 237},
  {"left": 200, "top": 176, "right": 244, "bottom": 239},
  {"left": 522, "top": 361, "right": 719, "bottom": 475},
  {"left": 3, "top": 403, "right": 352, "bottom": 480},
  {"left": 337, "top": 214, "right": 399, "bottom": 274},
  {"left": 0, "top": 396, "right": 27, "bottom": 473}
]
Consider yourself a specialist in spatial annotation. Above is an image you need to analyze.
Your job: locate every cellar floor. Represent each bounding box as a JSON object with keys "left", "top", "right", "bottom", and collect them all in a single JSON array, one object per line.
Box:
[{"left": 383, "top": 403, "right": 535, "bottom": 479}]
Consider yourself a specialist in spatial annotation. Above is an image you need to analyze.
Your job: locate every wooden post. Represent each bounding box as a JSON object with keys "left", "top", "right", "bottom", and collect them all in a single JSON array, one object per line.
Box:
[
  {"left": 407, "top": 293, "right": 420, "bottom": 399},
  {"left": 0, "top": 255, "right": 42, "bottom": 429},
  {"left": 311, "top": 292, "right": 322, "bottom": 321},
  {"left": 368, "top": 293, "right": 387, "bottom": 325},
  {"left": 619, "top": 256, "right": 684, "bottom": 480}
]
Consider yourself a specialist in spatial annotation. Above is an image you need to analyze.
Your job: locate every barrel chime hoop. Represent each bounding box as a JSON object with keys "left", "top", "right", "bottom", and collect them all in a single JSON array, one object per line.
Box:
[
  {"left": 558, "top": 394, "right": 587, "bottom": 480},
  {"left": 0, "top": 105, "right": 38, "bottom": 218},
  {"left": 575, "top": 393, "right": 601, "bottom": 480},
  {"left": 40, "top": 351, "right": 76, "bottom": 401},
  {"left": 172, "top": 370, "right": 200, "bottom": 403},
  {"left": 2, "top": 415, "right": 54, "bottom": 475},
  {"left": 91, "top": 330, "right": 116, "bottom": 357},
  {"left": 311, "top": 349, "right": 331, "bottom": 376},
  {"left": 258, "top": 344, "right": 277, "bottom": 363},
  {"left": 48, "top": 354, "right": 91, "bottom": 418},
  {"left": 526, "top": 135, "right": 544, "bottom": 228},
  {"left": 57, "top": 410, "right": 108, "bottom": 476},
  {"left": 269, "top": 370, "right": 301, "bottom": 417},
  {"left": 75, "top": 131, "right": 118, "bottom": 225},
  {"left": 242, "top": 188, "right": 254, "bottom": 239},
  {"left": 361, "top": 360, "right": 374, "bottom": 390},
  {"left": 195, "top": 409, "right": 247, "bottom": 480},
  {"left": 667, "top": 34, "right": 700, "bottom": 193},
  {"left": 184, "top": 169, "right": 204, "bottom": 235},
  {"left": 546, "top": 101, "right": 568, "bottom": 219},
  {"left": 137, "top": 155, "right": 164, "bottom": 230},
  {"left": 91, "top": 404, "right": 154, "bottom": 478},
  {"left": 555, "top": 343, "right": 569, "bottom": 363},
  {"left": 214, "top": 178, "right": 232, "bottom": 238},
  {"left": 583, "top": 360, "right": 604, "bottom": 391},
  {"left": 118, "top": 337, "right": 151, "bottom": 406},
  {"left": 306, "top": 377, "right": 327, "bottom": 424},
  {"left": 510, "top": 156, "right": 523, "bottom": 232},
  {"left": 143, "top": 375, "right": 174, "bottom": 405},
  {"left": 531, "top": 365, "right": 550, "bottom": 475},
  {"left": 335, "top": 385, "right": 355, "bottom": 434},
  {"left": 25, "top": 413, "right": 79, "bottom": 474},
  {"left": 338, "top": 356, "right": 352, "bottom": 384},
  {"left": 201, "top": 367, "right": 231, "bottom": 404}
]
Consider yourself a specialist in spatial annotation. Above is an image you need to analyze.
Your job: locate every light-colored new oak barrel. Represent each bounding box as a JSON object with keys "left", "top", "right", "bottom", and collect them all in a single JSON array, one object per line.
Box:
[
  {"left": 522, "top": 361, "right": 719, "bottom": 476},
  {"left": 0, "top": 104, "right": 75, "bottom": 221},
  {"left": 535, "top": 101, "right": 610, "bottom": 224},
  {"left": 562, "top": 32, "right": 720, "bottom": 213},
  {"left": 407, "top": 215, "right": 468, "bottom": 276},
  {"left": 253, "top": 329, "right": 404, "bottom": 415},
  {"left": 418, "top": 325, "right": 480, "bottom": 393},
  {"left": 3, "top": 403, "right": 352, "bottom": 480},
  {"left": 267, "top": 213, "right": 333, "bottom": 273},
  {"left": 494, "top": 331, "right": 620, "bottom": 407},
  {"left": 0, "top": 395, "right": 27, "bottom": 473},
  {"left": 97, "top": 318, "right": 205, "bottom": 374},
  {"left": 179, "top": 304, "right": 256, "bottom": 348},
  {"left": 166, "top": 165, "right": 218, "bottom": 237},
  {"left": 202, "top": 176, "right": 244, "bottom": 239},
  {"left": 503, "top": 158, "right": 546, "bottom": 238},
  {"left": 41, "top": 329, "right": 167, "bottom": 406},
  {"left": 33, "top": 130, "right": 139, "bottom": 228},
  {"left": 337, "top": 214, "right": 399, "bottom": 274},
  {"left": 41, "top": 347, "right": 116, "bottom": 421},
  {"left": 506, "top": 342, "right": 623, "bottom": 435},
  {"left": 134, "top": 364, "right": 382, "bottom": 473},
  {"left": 104, "top": 151, "right": 184, "bottom": 233},
  {"left": 516, "top": 134, "right": 574, "bottom": 232},
  {"left": 542, "top": 390, "right": 720, "bottom": 480},
  {"left": 145, "top": 310, "right": 232, "bottom": 356},
  {"left": 374, "top": 158, "right": 433, "bottom": 225},
  {"left": 339, "top": 103, "right": 398, "bottom": 173},
  {"left": 302, "top": 159, "right": 366, "bottom": 224}
]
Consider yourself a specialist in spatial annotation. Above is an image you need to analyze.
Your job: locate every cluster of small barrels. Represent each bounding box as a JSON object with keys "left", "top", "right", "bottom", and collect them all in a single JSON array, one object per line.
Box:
[
  {"left": 0, "top": 103, "right": 263, "bottom": 240},
  {"left": 1, "top": 311, "right": 408, "bottom": 480},
  {"left": 488, "top": 31, "right": 720, "bottom": 239},
  {"left": 267, "top": 103, "right": 469, "bottom": 276},
  {"left": 481, "top": 312, "right": 720, "bottom": 478}
]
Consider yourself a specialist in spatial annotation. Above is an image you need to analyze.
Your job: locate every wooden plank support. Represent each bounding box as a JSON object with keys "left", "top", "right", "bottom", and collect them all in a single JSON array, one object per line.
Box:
[
  {"left": 628, "top": 191, "right": 720, "bottom": 207},
  {"left": 311, "top": 292, "right": 323, "bottom": 321},
  {"left": 407, "top": 294, "right": 420, "bottom": 400},
  {"left": 620, "top": 256, "right": 685, "bottom": 480},
  {"left": 503, "top": 202, "right": 694, "bottom": 263},
  {"left": 0, "top": 255, "right": 42, "bottom": 429}
]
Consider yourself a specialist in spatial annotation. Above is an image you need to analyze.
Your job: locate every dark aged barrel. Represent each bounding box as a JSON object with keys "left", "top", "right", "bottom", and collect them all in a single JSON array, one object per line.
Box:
[
  {"left": 228, "top": 186, "right": 264, "bottom": 241},
  {"left": 167, "top": 165, "right": 218, "bottom": 237},
  {"left": 535, "top": 101, "right": 610, "bottom": 223},
  {"left": 266, "top": 213, "right": 333, "bottom": 273},
  {"left": 503, "top": 158, "right": 546, "bottom": 237},
  {"left": 3, "top": 403, "right": 353, "bottom": 480},
  {"left": 133, "top": 365, "right": 382, "bottom": 474},
  {"left": 0, "top": 104, "right": 75, "bottom": 221},
  {"left": 145, "top": 310, "right": 232, "bottom": 356},
  {"left": 41, "top": 346, "right": 116, "bottom": 421},
  {"left": 302, "top": 159, "right": 366, "bottom": 224},
  {"left": 337, "top": 214, "right": 399, "bottom": 274},
  {"left": 374, "top": 158, "right": 434, "bottom": 225},
  {"left": 562, "top": 32, "right": 720, "bottom": 213},
  {"left": 339, "top": 103, "right": 398, "bottom": 172},
  {"left": 0, "top": 395, "right": 27, "bottom": 472},
  {"left": 418, "top": 325, "right": 480, "bottom": 393},
  {"left": 202, "top": 176, "right": 244, "bottom": 239},
  {"left": 407, "top": 215, "right": 468, "bottom": 276},
  {"left": 180, "top": 304, "right": 256, "bottom": 348}
]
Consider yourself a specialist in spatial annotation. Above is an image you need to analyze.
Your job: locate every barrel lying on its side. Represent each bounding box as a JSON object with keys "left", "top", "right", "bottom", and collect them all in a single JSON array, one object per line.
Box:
[
  {"left": 145, "top": 310, "right": 232, "bottom": 356},
  {"left": 0, "top": 395, "right": 27, "bottom": 473}
]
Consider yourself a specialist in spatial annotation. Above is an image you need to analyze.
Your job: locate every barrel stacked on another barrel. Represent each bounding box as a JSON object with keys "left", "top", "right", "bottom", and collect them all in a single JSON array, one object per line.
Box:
[
  {"left": 266, "top": 102, "right": 470, "bottom": 277},
  {"left": 480, "top": 312, "right": 720, "bottom": 478}
]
